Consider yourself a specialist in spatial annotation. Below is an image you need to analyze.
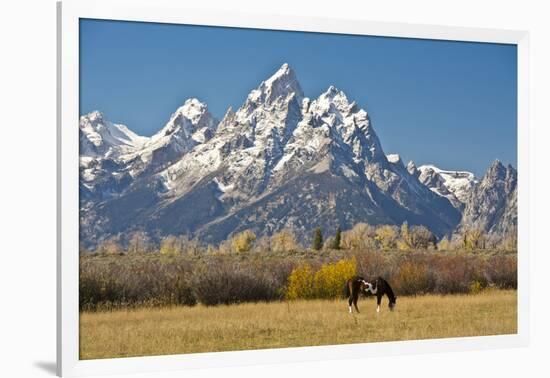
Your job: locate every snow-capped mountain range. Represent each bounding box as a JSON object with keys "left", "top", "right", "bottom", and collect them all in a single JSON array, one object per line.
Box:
[
  {"left": 79, "top": 63, "right": 517, "bottom": 247},
  {"left": 416, "top": 165, "right": 477, "bottom": 209}
]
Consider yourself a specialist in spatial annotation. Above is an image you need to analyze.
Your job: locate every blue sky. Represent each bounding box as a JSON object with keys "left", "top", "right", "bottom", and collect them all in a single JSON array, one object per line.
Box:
[{"left": 80, "top": 19, "right": 517, "bottom": 176}]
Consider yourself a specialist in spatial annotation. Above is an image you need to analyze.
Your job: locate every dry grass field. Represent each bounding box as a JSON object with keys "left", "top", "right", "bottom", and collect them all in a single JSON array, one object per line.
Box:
[{"left": 80, "top": 289, "right": 516, "bottom": 359}]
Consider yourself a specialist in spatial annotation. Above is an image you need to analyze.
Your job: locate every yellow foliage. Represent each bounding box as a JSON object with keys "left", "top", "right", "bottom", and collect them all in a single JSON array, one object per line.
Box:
[
  {"left": 437, "top": 236, "right": 451, "bottom": 251},
  {"left": 462, "top": 228, "right": 486, "bottom": 251},
  {"left": 375, "top": 225, "right": 398, "bottom": 251},
  {"left": 313, "top": 258, "right": 357, "bottom": 299},
  {"left": 285, "top": 258, "right": 357, "bottom": 300},
  {"left": 341, "top": 223, "right": 376, "bottom": 250},
  {"left": 285, "top": 264, "right": 315, "bottom": 300},
  {"left": 160, "top": 235, "right": 180, "bottom": 256},
  {"left": 271, "top": 229, "right": 298, "bottom": 253},
  {"left": 231, "top": 230, "right": 256, "bottom": 253},
  {"left": 469, "top": 280, "right": 484, "bottom": 294},
  {"left": 397, "top": 240, "right": 411, "bottom": 251}
]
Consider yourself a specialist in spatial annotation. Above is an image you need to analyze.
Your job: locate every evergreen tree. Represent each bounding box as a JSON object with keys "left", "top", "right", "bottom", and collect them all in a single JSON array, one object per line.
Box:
[
  {"left": 332, "top": 226, "right": 342, "bottom": 250},
  {"left": 312, "top": 227, "right": 323, "bottom": 251}
]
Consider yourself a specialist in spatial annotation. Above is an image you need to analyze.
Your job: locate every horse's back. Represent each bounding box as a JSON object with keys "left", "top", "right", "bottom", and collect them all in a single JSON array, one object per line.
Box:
[{"left": 345, "top": 276, "right": 363, "bottom": 297}]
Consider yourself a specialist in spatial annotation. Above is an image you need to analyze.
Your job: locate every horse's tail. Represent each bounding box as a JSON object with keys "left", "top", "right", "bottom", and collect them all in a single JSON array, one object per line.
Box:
[{"left": 344, "top": 279, "right": 351, "bottom": 298}]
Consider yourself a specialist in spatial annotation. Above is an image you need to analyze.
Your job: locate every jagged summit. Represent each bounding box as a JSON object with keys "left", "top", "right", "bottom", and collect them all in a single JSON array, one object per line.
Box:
[
  {"left": 171, "top": 98, "right": 213, "bottom": 126},
  {"left": 246, "top": 63, "right": 304, "bottom": 106},
  {"left": 484, "top": 159, "right": 508, "bottom": 180},
  {"left": 313, "top": 85, "right": 358, "bottom": 115},
  {"left": 154, "top": 98, "right": 216, "bottom": 140},
  {"left": 79, "top": 111, "right": 148, "bottom": 159},
  {"left": 108, "top": 98, "right": 219, "bottom": 179},
  {"left": 460, "top": 161, "right": 517, "bottom": 234},
  {"left": 407, "top": 160, "right": 419, "bottom": 176},
  {"left": 83, "top": 110, "right": 105, "bottom": 123}
]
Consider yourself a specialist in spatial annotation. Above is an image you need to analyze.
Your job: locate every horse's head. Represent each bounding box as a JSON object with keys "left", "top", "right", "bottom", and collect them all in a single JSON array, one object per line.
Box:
[{"left": 389, "top": 297, "right": 397, "bottom": 311}]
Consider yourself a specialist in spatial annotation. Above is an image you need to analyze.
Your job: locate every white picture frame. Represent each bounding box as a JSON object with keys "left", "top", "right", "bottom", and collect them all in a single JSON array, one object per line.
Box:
[{"left": 57, "top": 0, "right": 530, "bottom": 376}]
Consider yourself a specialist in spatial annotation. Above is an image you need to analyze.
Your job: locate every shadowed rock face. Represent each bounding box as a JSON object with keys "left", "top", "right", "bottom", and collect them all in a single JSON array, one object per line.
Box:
[
  {"left": 78, "top": 64, "right": 515, "bottom": 248},
  {"left": 459, "top": 160, "right": 517, "bottom": 234}
]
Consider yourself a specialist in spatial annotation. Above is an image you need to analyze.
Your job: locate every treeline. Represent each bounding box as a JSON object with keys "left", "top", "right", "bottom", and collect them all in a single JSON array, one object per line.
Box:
[
  {"left": 82, "top": 222, "right": 517, "bottom": 256},
  {"left": 80, "top": 250, "right": 517, "bottom": 311}
]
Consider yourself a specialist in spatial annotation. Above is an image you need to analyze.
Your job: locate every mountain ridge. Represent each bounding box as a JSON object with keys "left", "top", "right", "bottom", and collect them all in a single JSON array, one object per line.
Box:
[{"left": 79, "top": 64, "right": 516, "bottom": 247}]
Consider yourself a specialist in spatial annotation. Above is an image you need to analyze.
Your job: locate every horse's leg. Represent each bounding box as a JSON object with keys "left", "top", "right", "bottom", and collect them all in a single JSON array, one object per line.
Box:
[
  {"left": 353, "top": 291, "right": 360, "bottom": 313},
  {"left": 348, "top": 294, "right": 353, "bottom": 313},
  {"left": 376, "top": 293, "right": 382, "bottom": 313}
]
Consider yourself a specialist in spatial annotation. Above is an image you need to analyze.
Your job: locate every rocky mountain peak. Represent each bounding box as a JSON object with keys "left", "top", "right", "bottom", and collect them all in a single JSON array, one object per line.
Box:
[
  {"left": 407, "top": 160, "right": 419, "bottom": 176},
  {"left": 160, "top": 98, "right": 216, "bottom": 139},
  {"left": 79, "top": 111, "right": 148, "bottom": 159},
  {"left": 313, "top": 85, "right": 357, "bottom": 115},
  {"left": 460, "top": 160, "right": 517, "bottom": 234},
  {"left": 485, "top": 159, "right": 507, "bottom": 180},
  {"left": 78, "top": 67, "right": 516, "bottom": 248},
  {"left": 81, "top": 110, "right": 105, "bottom": 124},
  {"left": 246, "top": 63, "right": 304, "bottom": 107}
]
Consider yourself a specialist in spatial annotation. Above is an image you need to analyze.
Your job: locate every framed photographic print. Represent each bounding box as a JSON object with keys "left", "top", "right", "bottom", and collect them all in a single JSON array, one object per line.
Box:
[{"left": 57, "top": 0, "right": 529, "bottom": 376}]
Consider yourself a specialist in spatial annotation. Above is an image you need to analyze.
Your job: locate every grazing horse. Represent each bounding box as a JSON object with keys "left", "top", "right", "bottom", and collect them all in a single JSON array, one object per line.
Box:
[{"left": 345, "top": 276, "right": 397, "bottom": 314}]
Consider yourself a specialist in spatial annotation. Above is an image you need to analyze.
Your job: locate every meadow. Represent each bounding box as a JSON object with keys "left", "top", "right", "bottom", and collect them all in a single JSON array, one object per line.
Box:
[
  {"left": 80, "top": 289, "right": 517, "bottom": 359},
  {"left": 79, "top": 244, "right": 517, "bottom": 359}
]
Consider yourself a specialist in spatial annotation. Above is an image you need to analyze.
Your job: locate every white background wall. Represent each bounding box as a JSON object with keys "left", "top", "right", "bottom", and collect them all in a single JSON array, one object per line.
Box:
[{"left": 1, "top": 0, "right": 549, "bottom": 377}]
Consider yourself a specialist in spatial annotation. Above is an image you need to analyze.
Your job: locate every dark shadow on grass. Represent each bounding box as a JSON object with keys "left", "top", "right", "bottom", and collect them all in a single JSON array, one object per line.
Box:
[{"left": 34, "top": 361, "right": 56, "bottom": 376}]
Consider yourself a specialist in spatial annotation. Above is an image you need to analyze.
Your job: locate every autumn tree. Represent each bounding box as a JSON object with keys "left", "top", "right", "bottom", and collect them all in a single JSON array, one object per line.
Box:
[
  {"left": 398, "top": 222, "right": 412, "bottom": 251},
  {"left": 231, "top": 230, "right": 256, "bottom": 253},
  {"left": 127, "top": 231, "right": 151, "bottom": 254},
  {"left": 437, "top": 236, "right": 451, "bottom": 251},
  {"left": 160, "top": 235, "right": 180, "bottom": 256},
  {"left": 399, "top": 223, "right": 435, "bottom": 250},
  {"left": 375, "top": 225, "right": 399, "bottom": 251},
  {"left": 96, "top": 235, "right": 123, "bottom": 255},
  {"left": 252, "top": 235, "right": 272, "bottom": 253},
  {"left": 341, "top": 223, "right": 377, "bottom": 250},
  {"left": 411, "top": 225, "right": 436, "bottom": 249},
  {"left": 462, "top": 228, "right": 486, "bottom": 250},
  {"left": 500, "top": 227, "right": 518, "bottom": 251},
  {"left": 271, "top": 229, "right": 299, "bottom": 253}
]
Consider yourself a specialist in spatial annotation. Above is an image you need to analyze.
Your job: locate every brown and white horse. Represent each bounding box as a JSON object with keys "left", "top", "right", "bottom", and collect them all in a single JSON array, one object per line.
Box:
[{"left": 345, "top": 276, "right": 396, "bottom": 313}]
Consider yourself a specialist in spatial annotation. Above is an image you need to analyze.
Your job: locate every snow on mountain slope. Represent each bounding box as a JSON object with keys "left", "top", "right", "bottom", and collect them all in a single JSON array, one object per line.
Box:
[
  {"left": 417, "top": 164, "right": 477, "bottom": 207},
  {"left": 139, "top": 99, "right": 216, "bottom": 160},
  {"left": 79, "top": 64, "right": 466, "bottom": 247},
  {"left": 120, "top": 98, "right": 218, "bottom": 177},
  {"left": 79, "top": 112, "right": 150, "bottom": 200},
  {"left": 159, "top": 64, "right": 305, "bottom": 199},
  {"left": 79, "top": 111, "right": 149, "bottom": 159}
]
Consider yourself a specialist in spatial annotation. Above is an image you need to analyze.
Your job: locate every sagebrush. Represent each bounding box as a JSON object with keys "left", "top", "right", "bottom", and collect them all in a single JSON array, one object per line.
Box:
[{"left": 80, "top": 249, "right": 517, "bottom": 310}]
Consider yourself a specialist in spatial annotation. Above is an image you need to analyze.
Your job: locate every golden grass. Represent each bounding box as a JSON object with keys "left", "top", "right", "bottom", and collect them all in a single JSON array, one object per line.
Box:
[{"left": 80, "top": 290, "right": 517, "bottom": 360}]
